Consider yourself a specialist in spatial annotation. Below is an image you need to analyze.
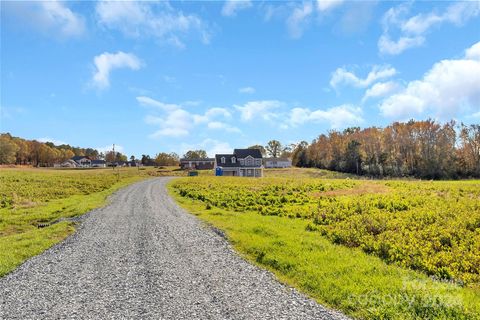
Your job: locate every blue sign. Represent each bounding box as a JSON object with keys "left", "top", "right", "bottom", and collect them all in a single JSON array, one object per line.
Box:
[{"left": 215, "top": 167, "right": 223, "bottom": 176}]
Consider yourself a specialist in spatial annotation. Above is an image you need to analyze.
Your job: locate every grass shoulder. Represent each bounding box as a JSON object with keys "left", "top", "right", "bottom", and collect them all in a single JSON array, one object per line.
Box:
[
  {"left": 167, "top": 178, "right": 480, "bottom": 320},
  {"left": 0, "top": 167, "right": 154, "bottom": 277}
]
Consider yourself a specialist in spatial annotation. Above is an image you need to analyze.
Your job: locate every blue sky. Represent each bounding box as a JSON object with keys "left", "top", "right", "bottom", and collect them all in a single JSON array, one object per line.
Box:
[{"left": 1, "top": 1, "right": 479, "bottom": 158}]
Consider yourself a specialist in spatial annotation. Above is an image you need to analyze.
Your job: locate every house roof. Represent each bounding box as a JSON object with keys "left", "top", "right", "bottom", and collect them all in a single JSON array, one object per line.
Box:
[
  {"left": 233, "top": 148, "right": 262, "bottom": 159},
  {"left": 91, "top": 160, "right": 106, "bottom": 164},
  {"left": 215, "top": 150, "right": 263, "bottom": 168},
  {"left": 71, "top": 156, "right": 90, "bottom": 161},
  {"left": 215, "top": 154, "right": 237, "bottom": 167}
]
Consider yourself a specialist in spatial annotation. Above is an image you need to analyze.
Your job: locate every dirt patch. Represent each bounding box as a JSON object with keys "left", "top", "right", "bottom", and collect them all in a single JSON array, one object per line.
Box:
[{"left": 313, "top": 182, "right": 389, "bottom": 197}]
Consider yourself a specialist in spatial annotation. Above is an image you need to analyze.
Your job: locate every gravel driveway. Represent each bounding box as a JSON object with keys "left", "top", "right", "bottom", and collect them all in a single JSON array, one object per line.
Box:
[{"left": 0, "top": 178, "right": 348, "bottom": 320}]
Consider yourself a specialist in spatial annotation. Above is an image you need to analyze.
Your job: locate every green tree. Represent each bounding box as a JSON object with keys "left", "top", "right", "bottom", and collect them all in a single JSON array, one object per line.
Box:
[
  {"left": 265, "top": 140, "right": 282, "bottom": 158},
  {"left": 183, "top": 150, "right": 208, "bottom": 159}
]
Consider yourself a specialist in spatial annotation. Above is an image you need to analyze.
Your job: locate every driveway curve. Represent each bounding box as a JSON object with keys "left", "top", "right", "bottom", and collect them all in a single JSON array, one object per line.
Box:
[{"left": 0, "top": 178, "right": 348, "bottom": 320}]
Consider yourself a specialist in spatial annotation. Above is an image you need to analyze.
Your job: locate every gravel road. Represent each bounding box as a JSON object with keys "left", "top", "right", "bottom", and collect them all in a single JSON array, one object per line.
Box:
[{"left": 0, "top": 178, "right": 348, "bottom": 320}]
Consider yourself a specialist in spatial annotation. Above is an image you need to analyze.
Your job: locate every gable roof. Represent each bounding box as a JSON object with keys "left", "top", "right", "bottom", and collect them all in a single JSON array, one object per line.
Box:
[
  {"left": 233, "top": 148, "right": 262, "bottom": 159},
  {"left": 71, "top": 156, "right": 90, "bottom": 161},
  {"left": 91, "top": 159, "right": 106, "bottom": 164},
  {"left": 215, "top": 154, "right": 238, "bottom": 167}
]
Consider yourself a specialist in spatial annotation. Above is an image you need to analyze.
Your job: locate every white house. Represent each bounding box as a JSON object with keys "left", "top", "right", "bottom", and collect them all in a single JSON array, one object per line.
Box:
[
  {"left": 264, "top": 158, "right": 292, "bottom": 168},
  {"left": 59, "top": 156, "right": 106, "bottom": 168}
]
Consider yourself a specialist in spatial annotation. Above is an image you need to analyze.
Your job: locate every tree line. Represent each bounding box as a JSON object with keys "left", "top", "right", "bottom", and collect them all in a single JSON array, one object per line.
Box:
[
  {"left": 290, "top": 120, "right": 480, "bottom": 179},
  {"left": 0, "top": 133, "right": 130, "bottom": 166}
]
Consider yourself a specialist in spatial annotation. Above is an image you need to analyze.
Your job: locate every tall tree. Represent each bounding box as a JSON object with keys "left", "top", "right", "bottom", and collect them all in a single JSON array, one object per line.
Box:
[
  {"left": 265, "top": 140, "right": 282, "bottom": 158},
  {"left": 183, "top": 150, "right": 208, "bottom": 159},
  {"left": 0, "top": 134, "right": 19, "bottom": 164}
]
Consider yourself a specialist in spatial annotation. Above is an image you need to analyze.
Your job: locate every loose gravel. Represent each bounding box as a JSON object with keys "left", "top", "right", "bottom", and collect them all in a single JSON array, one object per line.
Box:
[{"left": 0, "top": 178, "right": 349, "bottom": 320}]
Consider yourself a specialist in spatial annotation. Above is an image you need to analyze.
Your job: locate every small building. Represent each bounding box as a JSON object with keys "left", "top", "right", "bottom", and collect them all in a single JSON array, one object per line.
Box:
[
  {"left": 215, "top": 149, "right": 263, "bottom": 177},
  {"left": 180, "top": 158, "right": 215, "bottom": 170},
  {"left": 264, "top": 158, "right": 292, "bottom": 168},
  {"left": 91, "top": 159, "right": 106, "bottom": 168}
]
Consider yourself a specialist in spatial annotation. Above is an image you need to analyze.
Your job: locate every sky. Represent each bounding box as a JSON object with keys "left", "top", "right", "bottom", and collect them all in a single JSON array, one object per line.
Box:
[{"left": 1, "top": 0, "right": 479, "bottom": 158}]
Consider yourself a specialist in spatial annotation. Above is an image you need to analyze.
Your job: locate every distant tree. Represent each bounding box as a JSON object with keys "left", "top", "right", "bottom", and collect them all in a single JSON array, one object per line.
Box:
[
  {"left": 105, "top": 151, "right": 116, "bottom": 163},
  {"left": 345, "top": 140, "right": 362, "bottom": 175},
  {"left": 265, "top": 140, "right": 282, "bottom": 158},
  {"left": 0, "top": 134, "right": 19, "bottom": 164},
  {"left": 183, "top": 150, "right": 208, "bottom": 159},
  {"left": 130, "top": 155, "right": 135, "bottom": 162},
  {"left": 248, "top": 145, "right": 266, "bottom": 157},
  {"left": 85, "top": 148, "right": 99, "bottom": 159},
  {"left": 155, "top": 152, "right": 180, "bottom": 166},
  {"left": 292, "top": 141, "right": 308, "bottom": 167},
  {"left": 280, "top": 143, "right": 296, "bottom": 159},
  {"left": 141, "top": 154, "right": 151, "bottom": 165}
]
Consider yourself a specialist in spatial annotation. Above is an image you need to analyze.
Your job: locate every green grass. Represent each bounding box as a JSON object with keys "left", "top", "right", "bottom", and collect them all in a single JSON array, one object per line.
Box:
[
  {"left": 168, "top": 174, "right": 480, "bottom": 320},
  {"left": 0, "top": 167, "right": 160, "bottom": 276}
]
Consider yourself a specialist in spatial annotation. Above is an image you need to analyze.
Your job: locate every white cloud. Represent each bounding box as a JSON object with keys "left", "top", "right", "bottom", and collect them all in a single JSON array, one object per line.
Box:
[
  {"left": 378, "top": 35, "right": 424, "bottom": 56},
  {"left": 379, "top": 2, "right": 480, "bottom": 55},
  {"left": 330, "top": 65, "right": 397, "bottom": 89},
  {"left": 379, "top": 41, "right": 480, "bottom": 118},
  {"left": 37, "top": 137, "right": 67, "bottom": 146},
  {"left": 287, "top": 2, "right": 314, "bottom": 38},
  {"left": 92, "top": 52, "right": 143, "bottom": 89},
  {"left": 289, "top": 104, "right": 364, "bottom": 129},
  {"left": 239, "top": 86, "right": 256, "bottom": 94},
  {"left": 207, "top": 121, "right": 241, "bottom": 133},
  {"left": 222, "top": 0, "right": 252, "bottom": 17},
  {"left": 95, "top": 1, "right": 210, "bottom": 47},
  {"left": 96, "top": 144, "right": 124, "bottom": 154},
  {"left": 317, "top": 0, "right": 344, "bottom": 12},
  {"left": 362, "top": 81, "right": 401, "bottom": 102},
  {"left": 234, "top": 100, "right": 284, "bottom": 121},
  {"left": 4, "top": 1, "right": 85, "bottom": 37},
  {"left": 139, "top": 97, "right": 234, "bottom": 138},
  {"left": 182, "top": 139, "right": 233, "bottom": 158},
  {"left": 137, "top": 96, "right": 180, "bottom": 111},
  {"left": 466, "top": 42, "right": 480, "bottom": 60}
]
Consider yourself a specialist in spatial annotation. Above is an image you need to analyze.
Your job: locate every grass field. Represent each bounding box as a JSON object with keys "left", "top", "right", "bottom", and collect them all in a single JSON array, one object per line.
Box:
[
  {"left": 169, "top": 173, "right": 480, "bottom": 319},
  {"left": 0, "top": 166, "right": 189, "bottom": 276}
]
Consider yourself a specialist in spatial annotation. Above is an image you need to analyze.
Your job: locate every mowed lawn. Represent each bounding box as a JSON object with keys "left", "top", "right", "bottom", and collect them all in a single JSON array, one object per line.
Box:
[
  {"left": 169, "top": 171, "right": 480, "bottom": 320},
  {"left": 0, "top": 166, "right": 181, "bottom": 276}
]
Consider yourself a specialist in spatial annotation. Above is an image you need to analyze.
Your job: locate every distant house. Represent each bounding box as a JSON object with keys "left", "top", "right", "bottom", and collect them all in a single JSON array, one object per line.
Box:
[
  {"left": 215, "top": 149, "right": 263, "bottom": 177},
  {"left": 264, "top": 158, "right": 292, "bottom": 168},
  {"left": 91, "top": 159, "right": 106, "bottom": 168},
  {"left": 180, "top": 158, "right": 215, "bottom": 170},
  {"left": 59, "top": 156, "right": 105, "bottom": 168}
]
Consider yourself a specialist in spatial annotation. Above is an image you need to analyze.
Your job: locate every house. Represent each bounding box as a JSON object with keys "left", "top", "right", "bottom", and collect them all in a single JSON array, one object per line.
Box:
[
  {"left": 215, "top": 149, "right": 263, "bottom": 177},
  {"left": 91, "top": 159, "right": 106, "bottom": 168},
  {"left": 59, "top": 156, "right": 105, "bottom": 168},
  {"left": 180, "top": 158, "right": 215, "bottom": 170},
  {"left": 264, "top": 158, "right": 292, "bottom": 168}
]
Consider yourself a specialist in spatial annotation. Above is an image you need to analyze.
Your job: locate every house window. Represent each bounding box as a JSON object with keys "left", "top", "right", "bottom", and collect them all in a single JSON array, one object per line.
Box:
[
  {"left": 232, "top": 157, "right": 236, "bottom": 164},
  {"left": 221, "top": 157, "right": 225, "bottom": 164}
]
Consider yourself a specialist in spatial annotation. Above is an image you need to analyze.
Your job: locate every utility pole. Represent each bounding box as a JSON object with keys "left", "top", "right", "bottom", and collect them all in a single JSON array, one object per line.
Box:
[{"left": 112, "top": 143, "right": 115, "bottom": 170}]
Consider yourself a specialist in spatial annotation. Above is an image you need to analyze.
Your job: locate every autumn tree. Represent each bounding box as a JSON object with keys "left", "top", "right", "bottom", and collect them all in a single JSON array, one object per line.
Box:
[
  {"left": 0, "top": 134, "right": 19, "bottom": 164},
  {"left": 183, "top": 150, "right": 208, "bottom": 159},
  {"left": 155, "top": 152, "right": 180, "bottom": 166}
]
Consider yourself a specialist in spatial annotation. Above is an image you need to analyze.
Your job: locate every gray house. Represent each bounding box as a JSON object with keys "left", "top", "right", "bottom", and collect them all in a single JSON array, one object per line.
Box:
[{"left": 215, "top": 149, "right": 263, "bottom": 177}]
